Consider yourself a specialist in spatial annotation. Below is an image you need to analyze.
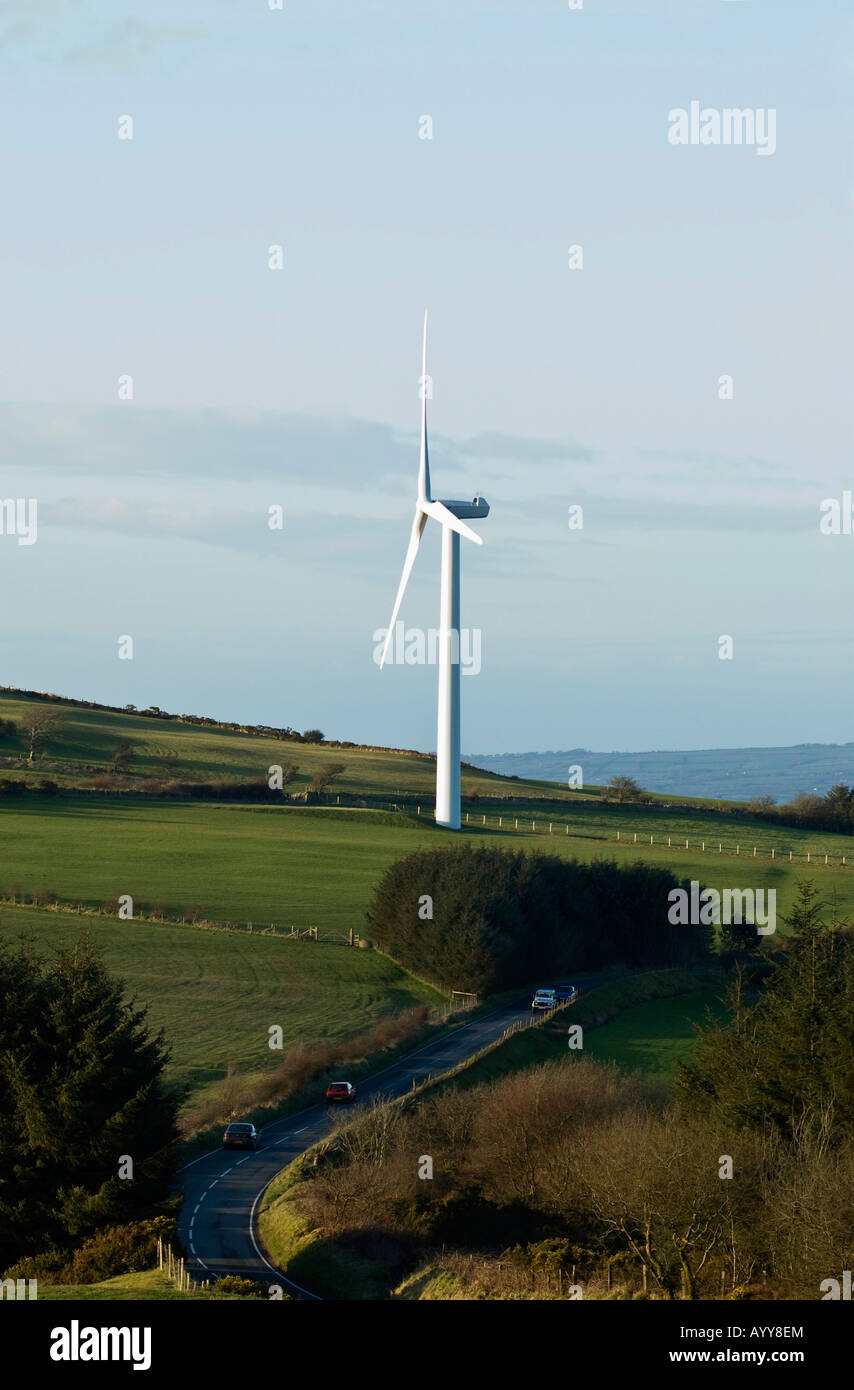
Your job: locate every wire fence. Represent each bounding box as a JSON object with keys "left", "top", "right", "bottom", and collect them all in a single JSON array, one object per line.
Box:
[{"left": 410, "top": 807, "right": 853, "bottom": 870}]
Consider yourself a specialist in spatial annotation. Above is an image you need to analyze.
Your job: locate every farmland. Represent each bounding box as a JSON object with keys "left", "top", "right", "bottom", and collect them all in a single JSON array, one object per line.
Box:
[{"left": 2, "top": 689, "right": 852, "bottom": 1125}]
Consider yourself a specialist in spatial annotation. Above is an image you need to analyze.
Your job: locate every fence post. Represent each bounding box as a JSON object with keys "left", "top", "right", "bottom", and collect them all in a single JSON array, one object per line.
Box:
[
  {"left": 685, "top": 839, "right": 688, "bottom": 849},
  {"left": 807, "top": 852, "right": 811, "bottom": 864},
  {"left": 771, "top": 849, "right": 775, "bottom": 859},
  {"left": 719, "top": 843, "right": 722, "bottom": 853},
  {"left": 617, "top": 831, "right": 620, "bottom": 841},
  {"left": 515, "top": 818, "right": 518, "bottom": 829},
  {"left": 789, "top": 851, "right": 792, "bottom": 861},
  {"left": 499, "top": 816, "right": 502, "bottom": 827},
  {"left": 701, "top": 841, "right": 704, "bottom": 851},
  {"left": 466, "top": 812, "right": 469, "bottom": 823},
  {"left": 532, "top": 821, "right": 536, "bottom": 831},
  {"left": 736, "top": 845, "right": 739, "bottom": 855},
  {"left": 483, "top": 814, "right": 486, "bottom": 825},
  {"left": 668, "top": 837, "right": 671, "bottom": 847},
  {"left": 650, "top": 836, "right": 654, "bottom": 845},
  {"left": 549, "top": 823, "right": 552, "bottom": 833},
  {"left": 753, "top": 847, "right": 757, "bottom": 857}
]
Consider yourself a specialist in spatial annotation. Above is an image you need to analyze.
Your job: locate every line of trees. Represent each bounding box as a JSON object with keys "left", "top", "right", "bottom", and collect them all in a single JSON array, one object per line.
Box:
[
  {"left": 747, "top": 784, "right": 854, "bottom": 836},
  {"left": 366, "top": 846, "right": 713, "bottom": 994}
]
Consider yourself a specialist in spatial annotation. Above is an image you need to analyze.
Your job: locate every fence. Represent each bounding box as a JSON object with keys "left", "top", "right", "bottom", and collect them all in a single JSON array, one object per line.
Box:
[
  {"left": 612, "top": 829, "right": 849, "bottom": 869},
  {"left": 0, "top": 893, "right": 355, "bottom": 945},
  {"left": 410, "top": 807, "right": 851, "bottom": 871},
  {"left": 157, "top": 1239, "right": 209, "bottom": 1294}
]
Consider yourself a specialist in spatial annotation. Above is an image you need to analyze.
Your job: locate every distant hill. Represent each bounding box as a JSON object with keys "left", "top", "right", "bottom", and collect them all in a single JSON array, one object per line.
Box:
[{"left": 465, "top": 745, "right": 854, "bottom": 805}]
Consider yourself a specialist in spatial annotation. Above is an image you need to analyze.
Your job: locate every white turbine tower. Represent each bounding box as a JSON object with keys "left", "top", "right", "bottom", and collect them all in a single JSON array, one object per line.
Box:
[{"left": 380, "top": 312, "right": 489, "bottom": 830}]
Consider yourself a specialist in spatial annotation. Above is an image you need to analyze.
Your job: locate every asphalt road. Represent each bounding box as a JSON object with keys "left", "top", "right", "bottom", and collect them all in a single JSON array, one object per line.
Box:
[{"left": 176, "top": 977, "right": 614, "bottom": 1299}]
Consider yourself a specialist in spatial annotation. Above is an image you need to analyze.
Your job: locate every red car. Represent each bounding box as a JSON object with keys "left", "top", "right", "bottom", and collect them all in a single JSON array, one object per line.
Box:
[{"left": 325, "top": 1082, "right": 356, "bottom": 1104}]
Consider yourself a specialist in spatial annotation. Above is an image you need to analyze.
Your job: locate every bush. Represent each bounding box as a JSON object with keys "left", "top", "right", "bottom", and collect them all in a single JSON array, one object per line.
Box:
[
  {"left": 2, "top": 1218, "right": 176, "bottom": 1285},
  {"left": 366, "top": 846, "right": 713, "bottom": 994},
  {"left": 30, "top": 887, "right": 59, "bottom": 906},
  {"left": 213, "top": 1275, "right": 278, "bottom": 1298}
]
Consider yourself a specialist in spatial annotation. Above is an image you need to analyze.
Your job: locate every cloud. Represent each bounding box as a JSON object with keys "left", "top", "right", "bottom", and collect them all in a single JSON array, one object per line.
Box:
[
  {"left": 0, "top": 403, "right": 598, "bottom": 493},
  {"left": 70, "top": 18, "right": 210, "bottom": 69},
  {"left": 455, "top": 431, "right": 597, "bottom": 463},
  {"left": 2, "top": 403, "right": 814, "bottom": 542},
  {"left": 0, "top": 5, "right": 208, "bottom": 68},
  {"left": 635, "top": 447, "right": 789, "bottom": 477}
]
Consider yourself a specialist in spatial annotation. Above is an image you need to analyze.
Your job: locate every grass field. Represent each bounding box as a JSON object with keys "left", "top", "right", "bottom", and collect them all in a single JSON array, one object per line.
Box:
[
  {"left": 583, "top": 989, "right": 728, "bottom": 1079},
  {"left": 0, "top": 903, "right": 443, "bottom": 1103},
  {"left": 0, "top": 691, "right": 535, "bottom": 800},
  {"left": 1, "top": 796, "right": 852, "bottom": 930},
  {"left": 35, "top": 1270, "right": 259, "bottom": 1300},
  {"left": 1, "top": 688, "right": 849, "bottom": 1145}
]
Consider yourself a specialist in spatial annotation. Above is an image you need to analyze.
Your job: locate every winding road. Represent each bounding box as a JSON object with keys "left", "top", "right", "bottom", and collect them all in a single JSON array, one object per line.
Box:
[{"left": 176, "top": 977, "right": 612, "bottom": 1299}]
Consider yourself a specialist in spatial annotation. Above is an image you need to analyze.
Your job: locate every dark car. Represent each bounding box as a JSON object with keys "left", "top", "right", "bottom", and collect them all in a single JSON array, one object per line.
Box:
[
  {"left": 222, "top": 1122, "right": 260, "bottom": 1150},
  {"left": 325, "top": 1082, "right": 356, "bottom": 1104}
]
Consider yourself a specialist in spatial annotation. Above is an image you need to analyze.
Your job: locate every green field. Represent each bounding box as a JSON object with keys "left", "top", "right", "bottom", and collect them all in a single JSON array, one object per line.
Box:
[
  {"left": 583, "top": 990, "right": 728, "bottom": 1079},
  {"left": 35, "top": 1270, "right": 258, "bottom": 1300},
  {"left": 1, "top": 796, "right": 851, "bottom": 930},
  {"left": 0, "top": 691, "right": 533, "bottom": 800},
  {"left": 0, "top": 903, "right": 443, "bottom": 1103},
  {"left": 1, "top": 689, "right": 850, "bottom": 1139}
]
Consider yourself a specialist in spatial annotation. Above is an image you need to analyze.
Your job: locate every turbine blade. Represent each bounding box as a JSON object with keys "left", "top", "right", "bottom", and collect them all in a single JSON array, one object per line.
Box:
[
  {"left": 418, "top": 310, "right": 431, "bottom": 504},
  {"left": 379, "top": 508, "right": 428, "bottom": 667},
  {"left": 421, "top": 499, "right": 483, "bottom": 545}
]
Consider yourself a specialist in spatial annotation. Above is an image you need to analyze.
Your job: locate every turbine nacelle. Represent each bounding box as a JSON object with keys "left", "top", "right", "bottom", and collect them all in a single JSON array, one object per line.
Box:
[{"left": 437, "top": 497, "right": 490, "bottom": 521}]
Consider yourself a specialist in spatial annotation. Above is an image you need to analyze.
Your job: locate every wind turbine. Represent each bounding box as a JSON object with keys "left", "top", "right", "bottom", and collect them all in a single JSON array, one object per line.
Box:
[{"left": 380, "top": 312, "right": 489, "bottom": 830}]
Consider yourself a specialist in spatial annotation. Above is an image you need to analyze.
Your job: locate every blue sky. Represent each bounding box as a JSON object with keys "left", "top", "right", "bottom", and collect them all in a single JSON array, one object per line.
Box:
[{"left": 1, "top": 0, "right": 852, "bottom": 755}]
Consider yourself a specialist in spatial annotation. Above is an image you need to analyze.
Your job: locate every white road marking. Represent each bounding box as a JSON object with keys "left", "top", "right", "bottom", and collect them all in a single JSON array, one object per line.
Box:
[
  {"left": 248, "top": 1174, "right": 322, "bottom": 1301},
  {"left": 293, "top": 1125, "right": 308, "bottom": 1134},
  {"left": 176, "top": 995, "right": 534, "bottom": 1176},
  {"left": 221, "top": 1166, "right": 233, "bottom": 1175}
]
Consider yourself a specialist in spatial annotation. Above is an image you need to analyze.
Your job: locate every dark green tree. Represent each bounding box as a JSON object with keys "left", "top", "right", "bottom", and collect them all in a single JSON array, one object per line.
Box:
[
  {"left": 0, "top": 935, "right": 179, "bottom": 1270},
  {"left": 675, "top": 881, "right": 854, "bottom": 1145},
  {"left": 366, "top": 846, "right": 712, "bottom": 994}
]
